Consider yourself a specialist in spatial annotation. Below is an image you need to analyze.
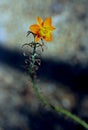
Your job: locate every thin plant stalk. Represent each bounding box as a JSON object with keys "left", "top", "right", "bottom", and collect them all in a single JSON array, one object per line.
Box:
[
  {"left": 23, "top": 32, "right": 88, "bottom": 129},
  {"left": 32, "top": 77, "right": 88, "bottom": 129},
  {"left": 30, "top": 42, "right": 88, "bottom": 130}
]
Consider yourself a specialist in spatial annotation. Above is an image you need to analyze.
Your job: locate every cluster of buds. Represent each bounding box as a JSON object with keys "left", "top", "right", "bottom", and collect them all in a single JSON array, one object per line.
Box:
[{"left": 22, "top": 31, "right": 44, "bottom": 79}]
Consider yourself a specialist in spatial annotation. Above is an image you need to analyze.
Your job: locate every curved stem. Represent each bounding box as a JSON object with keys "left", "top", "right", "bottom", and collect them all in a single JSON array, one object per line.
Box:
[
  {"left": 30, "top": 38, "right": 88, "bottom": 129},
  {"left": 32, "top": 79, "right": 88, "bottom": 129}
]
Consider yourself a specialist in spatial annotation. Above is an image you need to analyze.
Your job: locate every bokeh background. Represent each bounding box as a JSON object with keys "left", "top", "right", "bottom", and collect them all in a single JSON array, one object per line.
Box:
[{"left": 0, "top": 0, "right": 88, "bottom": 130}]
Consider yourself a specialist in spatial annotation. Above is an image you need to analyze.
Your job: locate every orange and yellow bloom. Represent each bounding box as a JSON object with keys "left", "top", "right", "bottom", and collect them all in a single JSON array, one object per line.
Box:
[{"left": 29, "top": 16, "right": 55, "bottom": 42}]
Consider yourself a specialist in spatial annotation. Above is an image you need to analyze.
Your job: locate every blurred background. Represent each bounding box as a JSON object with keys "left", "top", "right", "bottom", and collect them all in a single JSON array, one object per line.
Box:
[{"left": 0, "top": 0, "right": 88, "bottom": 130}]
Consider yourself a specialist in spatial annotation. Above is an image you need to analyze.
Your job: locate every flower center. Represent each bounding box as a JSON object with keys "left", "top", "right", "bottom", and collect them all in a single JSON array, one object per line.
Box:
[{"left": 39, "top": 27, "right": 50, "bottom": 37}]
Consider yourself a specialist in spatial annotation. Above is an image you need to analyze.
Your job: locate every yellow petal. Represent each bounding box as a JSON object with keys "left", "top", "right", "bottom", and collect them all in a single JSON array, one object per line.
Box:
[
  {"left": 44, "top": 33, "right": 52, "bottom": 42},
  {"left": 37, "top": 16, "right": 43, "bottom": 26},
  {"left": 29, "top": 24, "right": 40, "bottom": 34},
  {"left": 44, "top": 17, "right": 52, "bottom": 26}
]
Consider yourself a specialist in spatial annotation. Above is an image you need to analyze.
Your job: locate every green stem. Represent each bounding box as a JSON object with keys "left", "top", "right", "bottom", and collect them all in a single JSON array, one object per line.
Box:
[
  {"left": 32, "top": 78, "right": 50, "bottom": 106},
  {"left": 30, "top": 40, "right": 88, "bottom": 129},
  {"left": 29, "top": 43, "right": 37, "bottom": 77},
  {"left": 32, "top": 43, "right": 36, "bottom": 68},
  {"left": 52, "top": 105, "right": 88, "bottom": 129},
  {"left": 32, "top": 79, "right": 88, "bottom": 129}
]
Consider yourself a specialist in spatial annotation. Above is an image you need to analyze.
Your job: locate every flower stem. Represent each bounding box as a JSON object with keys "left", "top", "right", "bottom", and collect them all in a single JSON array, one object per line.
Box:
[
  {"left": 32, "top": 79, "right": 88, "bottom": 129},
  {"left": 32, "top": 78, "right": 50, "bottom": 106},
  {"left": 30, "top": 41, "right": 88, "bottom": 129}
]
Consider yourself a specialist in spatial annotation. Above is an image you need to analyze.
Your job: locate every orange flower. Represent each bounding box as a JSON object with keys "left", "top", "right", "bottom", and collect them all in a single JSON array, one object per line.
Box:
[{"left": 29, "top": 16, "right": 55, "bottom": 42}]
